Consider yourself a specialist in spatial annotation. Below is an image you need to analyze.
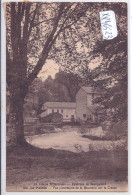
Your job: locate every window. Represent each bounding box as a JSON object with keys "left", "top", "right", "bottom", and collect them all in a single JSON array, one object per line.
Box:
[
  {"left": 83, "top": 114, "right": 86, "bottom": 118},
  {"left": 52, "top": 109, "right": 54, "bottom": 113},
  {"left": 57, "top": 109, "right": 59, "bottom": 113},
  {"left": 66, "top": 115, "right": 68, "bottom": 117},
  {"left": 61, "top": 109, "right": 63, "bottom": 113}
]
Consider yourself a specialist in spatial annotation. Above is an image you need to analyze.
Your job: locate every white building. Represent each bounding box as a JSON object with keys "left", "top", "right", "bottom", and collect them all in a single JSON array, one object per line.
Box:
[
  {"left": 40, "top": 102, "right": 76, "bottom": 122},
  {"left": 76, "top": 86, "right": 103, "bottom": 122},
  {"left": 39, "top": 86, "right": 103, "bottom": 123}
]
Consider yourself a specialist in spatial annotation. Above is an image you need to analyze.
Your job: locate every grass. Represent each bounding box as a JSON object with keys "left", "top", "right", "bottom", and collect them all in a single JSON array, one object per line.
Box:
[{"left": 6, "top": 143, "right": 128, "bottom": 190}]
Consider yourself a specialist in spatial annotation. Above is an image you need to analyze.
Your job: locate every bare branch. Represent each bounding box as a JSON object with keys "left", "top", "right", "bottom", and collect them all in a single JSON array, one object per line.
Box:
[
  {"left": 20, "top": 3, "right": 26, "bottom": 21},
  {"left": 32, "top": 17, "right": 56, "bottom": 27},
  {"left": 28, "top": 4, "right": 38, "bottom": 38},
  {"left": 23, "top": 3, "right": 32, "bottom": 40},
  {"left": 26, "top": 3, "right": 66, "bottom": 86},
  {"left": 62, "top": 3, "right": 75, "bottom": 14}
]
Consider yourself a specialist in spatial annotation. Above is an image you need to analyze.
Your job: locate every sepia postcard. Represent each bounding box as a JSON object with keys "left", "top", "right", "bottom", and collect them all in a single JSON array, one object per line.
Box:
[{"left": 4, "top": 1, "right": 128, "bottom": 192}]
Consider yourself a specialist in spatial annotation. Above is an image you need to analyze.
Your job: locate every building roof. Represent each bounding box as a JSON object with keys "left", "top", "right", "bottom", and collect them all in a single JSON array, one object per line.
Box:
[
  {"left": 44, "top": 102, "right": 76, "bottom": 109},
  {"left": 81, "top": 86, "right": 101, "bottom": 94}
]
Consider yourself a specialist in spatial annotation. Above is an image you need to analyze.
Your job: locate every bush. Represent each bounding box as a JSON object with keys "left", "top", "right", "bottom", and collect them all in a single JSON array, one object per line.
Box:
[{"left": 105, "top": 121, "right": 127, "bottom": 140}]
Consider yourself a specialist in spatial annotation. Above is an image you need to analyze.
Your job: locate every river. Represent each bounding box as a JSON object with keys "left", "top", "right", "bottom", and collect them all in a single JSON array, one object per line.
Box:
[{"left": 25, "top": 126, "right": 126, "bottom": 153}]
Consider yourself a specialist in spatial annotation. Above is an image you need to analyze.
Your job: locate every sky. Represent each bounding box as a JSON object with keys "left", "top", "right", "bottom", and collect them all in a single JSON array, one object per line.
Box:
[
  {"left": 38, "top": 57, "right": 102, "bottom": 81},
  {"left": 38, "top": 59, "right": 60, "bottom": 80}
]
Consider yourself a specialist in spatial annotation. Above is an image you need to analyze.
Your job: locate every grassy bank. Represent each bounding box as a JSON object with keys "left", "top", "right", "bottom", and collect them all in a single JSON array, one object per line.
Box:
[{"left": 7, "top": 144, "right": 127, "bottom": 189}]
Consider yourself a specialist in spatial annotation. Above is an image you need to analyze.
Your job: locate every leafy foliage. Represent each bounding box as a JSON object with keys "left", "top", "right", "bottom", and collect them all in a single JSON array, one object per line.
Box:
[
  {"left": 88, "top": 3, "right": 127, "bottom": 122},
  {"left": 24, "top": 71, "right": 82, "bottom": 117}
]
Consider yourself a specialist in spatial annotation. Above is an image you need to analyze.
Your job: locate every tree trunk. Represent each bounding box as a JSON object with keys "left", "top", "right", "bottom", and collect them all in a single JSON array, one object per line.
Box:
[{"left": 7, "top": 90, "right": 26, "bottom": 146}]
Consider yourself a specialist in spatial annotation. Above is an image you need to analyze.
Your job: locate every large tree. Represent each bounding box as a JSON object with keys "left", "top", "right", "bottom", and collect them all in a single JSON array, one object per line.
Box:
[{"left": 6, "top": 2, "right": 94, "bottom": 145}]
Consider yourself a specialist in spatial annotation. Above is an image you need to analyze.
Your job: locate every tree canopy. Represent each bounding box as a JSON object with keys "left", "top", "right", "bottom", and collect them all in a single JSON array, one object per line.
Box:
[
  {"left": 6, "top": 2, "right": 95, "bottom": 94},
  {"left": 82, "top": 3, "right": 127, "bottom": 122}
]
